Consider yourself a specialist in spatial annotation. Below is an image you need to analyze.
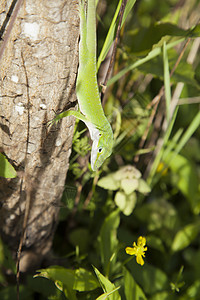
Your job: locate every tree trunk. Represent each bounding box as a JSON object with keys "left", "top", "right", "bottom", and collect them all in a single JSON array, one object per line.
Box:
[{"left": 0, "top": 0, "right": 79, "bottom": 272}]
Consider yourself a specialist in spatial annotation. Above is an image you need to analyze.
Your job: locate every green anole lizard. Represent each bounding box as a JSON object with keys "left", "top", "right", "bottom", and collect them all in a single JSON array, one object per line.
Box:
[{"left": 52, "top": 0, "right": 114, "bottom": 171}]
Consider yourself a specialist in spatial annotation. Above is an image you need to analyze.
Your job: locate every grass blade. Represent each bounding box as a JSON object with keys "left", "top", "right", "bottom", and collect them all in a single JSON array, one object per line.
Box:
[{"left": 163, "top": 41, "right": 171, "bottom": 123}]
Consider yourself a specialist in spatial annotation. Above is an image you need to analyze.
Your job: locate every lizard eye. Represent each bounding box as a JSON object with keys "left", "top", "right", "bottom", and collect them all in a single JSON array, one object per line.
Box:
[
  {"left": 98, "top": 147, "right": 103, "bottom": 153},
  {"left": 99, "top": 133, "right": 102, "bottom": 137}
]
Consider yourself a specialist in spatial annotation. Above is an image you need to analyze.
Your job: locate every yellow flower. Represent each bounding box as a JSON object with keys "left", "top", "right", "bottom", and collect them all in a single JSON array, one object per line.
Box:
[
  {"left": 125, "top": 236, "right": 147, "bottom": 266},
  {"left": 156, "top": 162, "right": 168, "bottom": 175}
]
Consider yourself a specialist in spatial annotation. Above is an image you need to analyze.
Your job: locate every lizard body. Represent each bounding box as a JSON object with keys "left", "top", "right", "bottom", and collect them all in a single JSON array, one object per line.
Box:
[{"left": 52, "top": 0, "right": 114, "bottom": 171}]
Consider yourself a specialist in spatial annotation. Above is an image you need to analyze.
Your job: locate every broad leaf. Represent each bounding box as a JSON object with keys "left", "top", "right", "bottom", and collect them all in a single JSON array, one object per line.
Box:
[
  {"left": 123, "top": 267, "right": 147, "bottom": 300},
  {"left": 125, "top": 23, "right": 200, "bottom": 55},
  {"left": 35, "top": 266, "right": 99, "bottom": 292},
  {"left": 93, "top": 266, "right": 121, "bottom": 300},
  {"left": 171, "top": 223, "right": 200, "bottom": 252},
  {"left": 99, "top": 210, "right": 120, "bottom": 275},
  {"left": 0, "top": 153, "right": 16, "bottom": 178},
  {"left": 167, "top": 153, "right": 200, "bottom": 214},
  {"left": 127, "top": 262, "right": 169, "bottom": 294}
]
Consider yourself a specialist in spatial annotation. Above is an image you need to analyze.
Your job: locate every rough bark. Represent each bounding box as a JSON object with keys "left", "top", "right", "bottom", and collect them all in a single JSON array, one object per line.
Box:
[{"left": 0, "top": 0, "right": 79, "bottom": 272}]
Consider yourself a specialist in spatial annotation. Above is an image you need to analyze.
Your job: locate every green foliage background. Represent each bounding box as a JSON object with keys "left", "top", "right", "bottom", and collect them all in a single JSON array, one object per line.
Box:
[{"left": 1, "top": 0, "right": 200, "bottom": 299}]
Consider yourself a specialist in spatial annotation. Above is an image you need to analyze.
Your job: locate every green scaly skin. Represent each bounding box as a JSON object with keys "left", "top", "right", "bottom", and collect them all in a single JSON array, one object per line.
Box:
[{"left": 52, "top": 0, "right": 114, "bottom": 171}]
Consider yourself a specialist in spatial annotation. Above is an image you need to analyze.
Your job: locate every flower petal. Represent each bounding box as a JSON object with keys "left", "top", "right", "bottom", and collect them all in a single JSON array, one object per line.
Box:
[
  {"left": 125, "top": 236, "right": 147, "bottom": 266},
  {"left": 132, "top": 242, "right": 137, "bottom": 247},
  {"left": 136, "top": 254, "right": 144, "bottom": 266},
  {"left": 137, "top": 236, "right": 146, "bottom": 246},
  {"left": 125, "top": 247, "right": 136, "bottom": 255}
]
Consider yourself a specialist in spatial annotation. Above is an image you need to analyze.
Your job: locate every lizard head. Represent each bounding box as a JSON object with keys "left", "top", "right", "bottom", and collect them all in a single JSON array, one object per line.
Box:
[{"left": 90, "top": 123, "right": 114, "bottom": 171}]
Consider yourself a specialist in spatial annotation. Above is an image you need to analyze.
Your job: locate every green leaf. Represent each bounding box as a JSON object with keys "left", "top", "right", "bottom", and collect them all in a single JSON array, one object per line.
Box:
[
  {"left": 147, "top": 107, "right": 178, "bottom": 187},
  {"left": 171, "top": 59, "right": 199, "bottom": 88},
  {"left": 73, "top": 136, "right": 91, "bottom": 156},
  {"left": 163, "top": 41, "right": 171, "bottom": 123},
  {"left": 171, "top": 223, "right": 200, "bottom": 252},
  {"left": 190, "top": 23, "right": 200, "bottom": 37},
  {"left": 182, "top": 137, "right": 200, "bottom": 161},
  {"left": 96, "top": 287, "right": 121, "bottom": 300},
  {"left": 97, "top": 0, "right": 136, "bottom": 70},
  {"left": 185, "top": 280, "right": 200, "bottom": 299},
  {"left": 93, "top": 266, "right": 121, "bottom": 300},
  {"left": 125, "top": 23, "right": 200, "bottom": 55},
  {"left": 121, "top": 0, "right": 137, "bottom": 27},
  {"left": 128, "top": 262, "right": 169, "bottom": 294},
  {"left": 35, "top": 266, "right": 99, "bottom": 292},
  {"left": 27, "top": 276, "right": 65, "bottom": 300},
  {"left": 174, "top": 111, "right": 200, "bottom": 156},
  {"left": 147, "top": 235, "right": 165, "bottom": 253},
  {"left": 0, "top": 238, "right": 16, "bottom": 275},
  {"left": 0, "top": 153, "right": 16, "bottom": 178},
  {"left": 123, "top": 267, "right": 147, "bottom": 300},
  {"left": 97, "top": 0, "right": 122, "bottom": 70},
  {"left": 108, "top": 38, "right": 184, "bottom": 86},
  {"left": 135, "top": 198, "right": 179, "bottom": 233},
  {"left": 55, "top": 281, "right": 77, "bottom": 300},
  {"left": 99, "top": 210, "right": 120, "bottom": 275},
  {"left": 137, "top": 48, "right": 199, "bottom": 89},
  {"left": 167, "top": 153, "right": 200, "bottom": 214},
  {"left": 149, "top": 291, "right": 176, "bottom": 300}
]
